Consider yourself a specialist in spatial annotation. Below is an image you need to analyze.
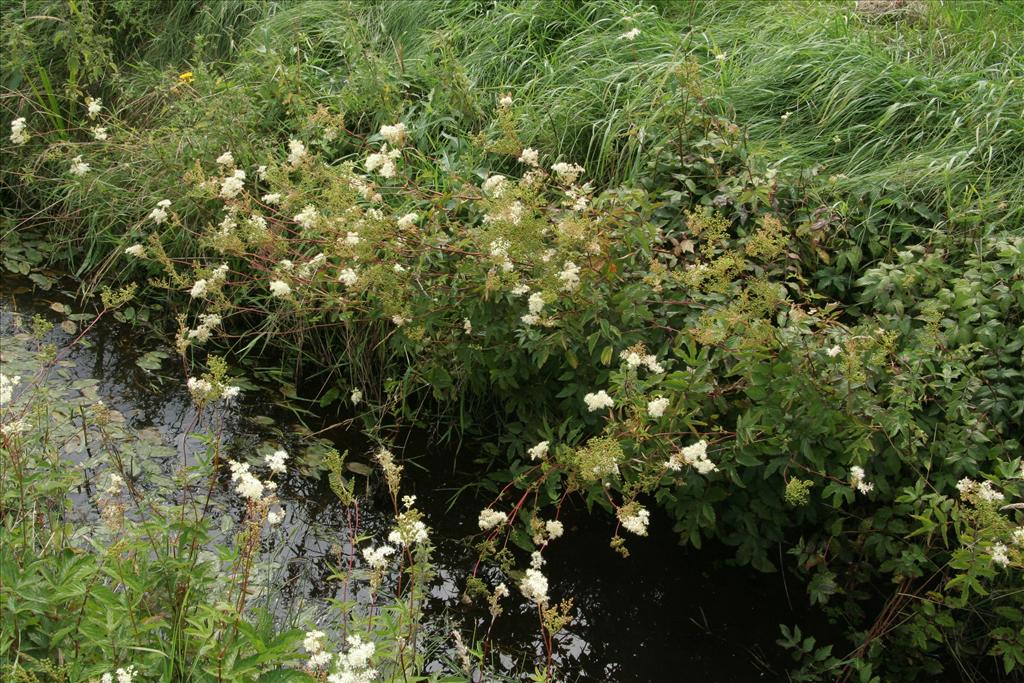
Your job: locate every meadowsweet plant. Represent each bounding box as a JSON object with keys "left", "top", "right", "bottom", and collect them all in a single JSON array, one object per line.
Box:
[{"left": 2, "top": 0, "right": 1023, "bottom": 678}]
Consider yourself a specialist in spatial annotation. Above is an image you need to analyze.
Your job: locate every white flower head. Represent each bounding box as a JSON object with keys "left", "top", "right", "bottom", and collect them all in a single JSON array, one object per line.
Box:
[
  {"left": 9, "top": 117, "right": 29, "bottom": 145},
  {"left": 338, "top": 267, "right": 359, "bottom": 287},
  {"left": 265, "top": 449, "right": 289, "bottom": 474},
  {"left": 619, "top": 27, "right": 641, "bottom": 40},
  {"left": 287, "top": 138, "right": 307, "bottom": 167},
  {"left": 86, "top": 97, "right": 102, "bottom": 119},
  {"left": 849, "top": 466, "right": 874, "bottom": 495},
  {"left": 478, "top": 508, "right": 507, "bottom": 531},
  {"left": 482, "top": 174, "right": 507, "bottom": 197},
  {"left": 618, "top": 504, "right": 650, "bottom": 536},
  {"left": 269, "top": 280, "right": 292, "bottom": 298},
  {"left": 528, "top": 440, "right": 549, "bottom": 461},
  {"left": 216, "top": 150, "right": 234, "bottom": 167},
  {"left": 647, "top": 396, "right": 670, "bottom": 418},
  {"left": 69, "top": 155, "right": 90, "bottom": 176},
  {"left": 584, "top": 390, "right": 614, "bottom": 412},
  {"left": 190, "top": 279, "right": 208, "bottom": 298},
  {"left": 826, "top": 345, "right": 842, "bottom": 358},
  {"left": 350, "top": 388, "right": 363, "bottom": 405},
  {"left": 379, "top": 122, "right": 407, "bottom": 146},
  {"left": 124, "top": 244, "right": 146, "bottom": 258},
  {"left": 991, "top": 542, "right": 1010, "bottom": 568},
  {"left": 91, "top": 126, "right": 108, "bottom": 141},
  {"left": 519, "top": 568, "right": 549, "bottom": 605},
  {"left": 518, "top": 147, "right": 540, "bottom": 167},
  {"left": 294, "top": 204, "right": 318, "bottom": 229},
  {"left": 397, "top": 212, "right": 419, "bottom": 230},
  {"left": 220, "top": 169, "right": 246, "bottom": 198}
]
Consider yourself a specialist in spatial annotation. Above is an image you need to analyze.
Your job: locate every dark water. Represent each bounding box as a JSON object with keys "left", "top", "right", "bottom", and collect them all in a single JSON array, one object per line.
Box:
[{"left": 1, "top": 275, "right": 834, "bottom": 682}]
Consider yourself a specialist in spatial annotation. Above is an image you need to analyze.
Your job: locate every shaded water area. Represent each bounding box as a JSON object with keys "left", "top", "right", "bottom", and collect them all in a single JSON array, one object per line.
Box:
[{"left": 2, "top": 275, "right": 836, "bottom": 682}]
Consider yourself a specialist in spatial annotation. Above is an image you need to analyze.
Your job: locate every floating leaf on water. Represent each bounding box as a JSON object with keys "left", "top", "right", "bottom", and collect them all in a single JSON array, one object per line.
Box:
[
  {"left": 60, "top": 320, "right": 77, "bottom": 334},
  {"left": 135, "top": 349, "right": 169, "bottom": 371},
  {"left": 250, "top": 415, "right": 276, "bottom": 426},
  {"left": 49, "top": 302, "right": 66, "bottom": 313},
  {"left": 346, "top": 461, "right": 373, "bottom": 476},
  {"left": 28, "top": 273, "right": 55, "bottom": 290}
]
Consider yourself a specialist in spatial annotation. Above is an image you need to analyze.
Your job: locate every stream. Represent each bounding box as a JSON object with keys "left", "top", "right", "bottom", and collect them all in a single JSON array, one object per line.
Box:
[{"left": 1, "top": 274, "right": 832, "bottom": 682}]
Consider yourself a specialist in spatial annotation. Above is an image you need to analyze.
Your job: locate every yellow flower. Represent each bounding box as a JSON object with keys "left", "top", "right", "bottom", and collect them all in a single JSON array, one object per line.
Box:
[{"left": 178, "top": 71, "right": 194, "bottom": 84}]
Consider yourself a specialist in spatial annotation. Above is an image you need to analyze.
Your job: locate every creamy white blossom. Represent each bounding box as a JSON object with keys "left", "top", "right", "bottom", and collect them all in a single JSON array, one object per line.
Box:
[
  {"left": 528, "top": 292, "right": 545, "bottom": 315},
  {"left": 9, "top": 117, "right": 29, "bottom": 145},
  {"left": 287, "top": 138, "right": 308, "bottom": 166},
  {"left": 69, "top": 155, "right": 90, "bottom": 176},
  {"left": 262, "top": 192, "right": 282, "bottom": 204},
  {"left": 91, "top": 126, "right": 108, "bottom": 141},
  {"left": 518, "top": 147, "right": 540, "bottom": 167},
  {"left": 849, "top": 466, "right": 874, "bottom": 495},
  {"left": 991, "top": 542, "right": 1010, "bottom": 568},
  {"left": 345, "top": 231, "right": 361, "bottom": 245},
  {"left": 220, "top": 168, "right": 246, "bottom": 198},
  {"left": 528, "top": 440, "right": 549, "bottom": 461},
  {"left": 397, "top": 212, "right": 418, "bottom": 230},
  {"left": 362, "top": 544, "right": 396, "bottom": 569},
  {"left": 545, "top": 519, "right": 564, "bottom": 539},
  {"left": 86, "top": 97, "right": 102, "bottom": 119},
  {"left": 267, "top": 507, "right": 285, "bottom": 525},
  {"left": 667, "top": 439, "right": 717, "bottom": 474},
  {"left": 647, "top": 396, "right": 670, "bottom": 418},
  {"left": 269, "top": 280, "right": 292, "bottom": 298},
  {"left": 265, "top": 449, "right": 289, "bottom": 474},
  {"left": 294, "top": 204, "right": 318, "bottom": 229},
  {"left": 379, "top": 122, "right": 407, "bottom": 146},
  {"left": 124, "top": 244, "right": 146, "bottom": 257},
  {"left": 956, "top": 477, "right": 1004, "bottom": 503},
  {"left": 482, "top": 174, "right": 507, "bottom": 197},
  {"left": 1, "top": 374, "right": 22, "bottom": 406},
  {"left": 827, "top": 345, "right": 842, "bottom": 358},
  {"left": 620, "top": 27, "right": 641, "bottom": 40},
  {"left": 550, "top": 162, "right": 584, "bottom": 184},
  {"left": 519, "top": 568, "right": 549, "bottom": 605},
  {"left": 558, "top": 261, "right": 581, "bottom": 291},
  {"left": 584, "top": 390, "right": 614, "bottom": 412},
  {"left": 221, "top": 385, "right": 241, "bottom": 402},
  {"left": 149, "top": 199, "right": 171, "bottom": 224},
  {"left": 350, "top": 388, "right": 363, "bottom": 405},
  {"left": 499, "top": 94, "right": 514, "bottom": 108},
  {"left": 190, "top": 279, "right": 208, "bottom": 298},
  {"left": 478, "top": 508, "right": 507, "bottom": 531},
  {"left": 463, "top": 318, "right": 473, "bottom": 334},
  {"left": 216, "top": 150, "right": 234, "bottom": 166},
  {"left": 338, "top": 268, "right": 359, "bottom": 287},
  {"left": 365, "top": 145, "right": 401, "bottom": 178},
  {"left": 619, "top": 505, "right": 650, "bottom": 536}
]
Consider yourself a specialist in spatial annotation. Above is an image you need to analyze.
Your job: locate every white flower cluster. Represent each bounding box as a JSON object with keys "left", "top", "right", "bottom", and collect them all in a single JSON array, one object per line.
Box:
[
  {"left": 620, "top": 349, "right": 665, "bottom": 374},
  {"left": 328, "top": 634, "right": 377, "bottom": 683},
  {"left": 124, "top": 244, "right": 146, "bottom": 257},
  {"left": 220, "top": 169, "right": 246, "bottom": 198},
  {"left": 1013, "top": 527, "right": 1024, "bottom": 547},
  {"left": 86, "top": 97, "right": 102, "bottom": 119},
  {"left": 518, "top": 147, "right": 539, "bottom": 167},
  {"left": 187, "top": 313, "right": 222, "bottom": 344},
  {"left": 618, "top": 504, "right": 650, "bottom": 536},
  {"left": 216, "top": 150, "right": 234, "bottom": 166},
  {"left": 550, "top": 162, "right": 584, "bottom": 185},
  {"left": 350, "top": 388, "right": 363, "bottom": 405},
  {"left": 482, "top": 174, "right": 507, "bottom": 197},
  {"left": 379, "top": 122, "right": 407, "bottom": 146},
  {"left": 849, "top": 466, "right": 874, "bottom": 495},
  {"left": 1, "top": 373, "right": 22, "bottom": 406},
  {"left": 558, "top": 261, "right": 580, "bottom": 291},
  {"left": 70, "top": 155, "right": 91, "bottom": 176},
  {"left": 519, "top": 567, "right": 549, "bottom": 605},
  {"left": 287, "top": 138, "right": 307, "bottom": 167},
  {"left": 489, "top": 238, "right": 515, "bottom": 273},
  {"left": 522, "top": 291, "right": 545, "bottom": 326},
  {"left": 545, "top": 519, "right": 564, "bottom": 539},
  {"left": 92, "top": 126, "right": 108, "bottom": 141},
  {"left": 666, "top": 439, "right": 717, "bottom": 474},
  {"left": 619, "top": 27, "right": 641, "bottom": 40},
  {"left": 338, "top": 267, "right": 359, "bottom": 288},
  {"left": 826, "top": 345, "right": 842, "bottom": 358},
  {"left": 264, "top": 449, "right": 289, "bottom": 474},
  {"left": 478, "top": 508, "right": 507, "bottom": 531},
  {"left": 262, "top": 192, "right": 281, "bottom": 204},
  {"left": 228, "top": 459, "right": 266, "bottom": 501},
  {"left": 647, "top": 396, "right": 670, "bottom": 418},
  {"left": 397, "top": 212, "right": 418, "bottom": 230},
  {"left": 362, "top": 544, "right": 396, "bottom": 570},
  {"left": 269, "top": 280, "right": 292, "bottom": 298},
  {"left": 365, "top": 144, "right": 401, "bottom": 178},
  {"left": 956, "top": 477, "right": 1004, "bottom": 503},
  {"left": 584, "top": 389, "right": 614, "bottom": 412},
  {"left": 528, "top": 440, "right": 549, "bottom": 460},
  {"left": 99, "top": 665, "right": 136, "bottom": 683},
  {"left": 990, "top": 543, "right": 1010, "bottom": 568},
  {"left": 190, "top": 263, "right": 229, "bottom": 299},
  {"left": 186, "top": 374, "right": 240, "bottom": 404},
  {"left": 387, "top": 510, "right": 429, "bottom": 546},
  {"left": 9, "top": 117, "right": 29, "bottom": 145},
  {"left": 304, "top": 630, "right": 332, "bottom": 670},
  {"left": 149, "top": 199, "right": 172, "bottom": 225}
]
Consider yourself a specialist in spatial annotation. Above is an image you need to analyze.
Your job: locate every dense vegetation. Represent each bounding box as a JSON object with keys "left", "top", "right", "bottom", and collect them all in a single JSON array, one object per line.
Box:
[{"left": 2, "top": 1, "right": 1023, "bottom": 681}]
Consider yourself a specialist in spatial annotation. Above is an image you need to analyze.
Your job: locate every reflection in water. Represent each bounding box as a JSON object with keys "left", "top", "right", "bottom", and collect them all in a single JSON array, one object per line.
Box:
[{"left": 1, "top": 277, "right": 830, "bottom": 682}]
